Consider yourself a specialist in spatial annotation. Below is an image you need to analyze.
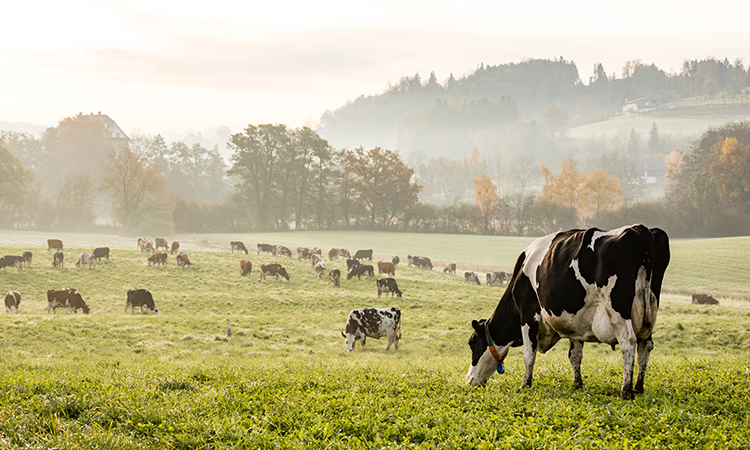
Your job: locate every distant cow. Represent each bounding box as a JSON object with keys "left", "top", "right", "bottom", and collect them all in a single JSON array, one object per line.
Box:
[
  {"left": 142, "top": 240, "right": 154, "bottom": 254},
  {"left": 0, "top": 255, "right": 22, "bottom": 272},
  {"left": 5, "top": 291, "right": 21, "bottom": 313},
  {"left": 377, "top": 261, "right": 396, "bottom": 277},
  {"left": 126, "top": 289, "right": 159, "bottom": 313},
  {"left": 53, "top": 251, "right": 64, "bottom": 268},
  {"left": 392, "top": 256, "right": 400, "bottom": 266},
  {"left": 329, "top": 248, "right": 350, "bottom": 260},
  {"left": 47, "top": 288, "right": 90, "bottom": 314},
  {"left": 240, "top": 260, "right": 253, "bottom": 276},
  {"left": 155, "top": 238, "right": 169, "bottom": 251},
  {"left": 692, "top": 293, "right": 719, "bottom": 305},
  {"left": 92, "top": 247, "right": 110, "bottom": 261},
  {"left": 231, "top": 241, "right": 248, "bottom": 254},
  {"left": 260, "top": 263, "right": 290, "bottom": 281},
  {"left": 312, "top": 247, "right": 323, "bottom": 256},
  {"left": 486, "top": 271, "right": 509, "bottom": 286},
  {"left": 176, "top": 252, "right": 192, "bottom": 268},
  {"left": 315, "top": 261, "right": 327, "bottom": 279},
  {"left": 297, "top": 247, "right": 312, "bottom": 260},
  {"left": 346, "top": 258, "right": 360, "bottom": 271},
  {"left": 170, "top": 241, "right": 180, "bottom": 254},
  {"left": 444, "top": 263, "right": 457, "bottom": 274},
  {"left": 276, "top": 245, "right": 293, "bottom": 258},
  {"left": 341, "top": 307, "right": 401, "bottom": 351},
  {"left": 137, "top": 238, "right": 145, "bottom": 250},
  {"left": 464, "top": 271, "right": 481, "bottom": 285},
  {"left": 257, "top": 243, "right": 274, "bottom": 255},
  {"left": 148, "top": 252, "right": 168, "bottom": 266},
  {"left": 47, "top": 239, "right": 63, "bottom": 253},
  {"left": 353, "top": 249, "right": 373, "bottom": 261},
  {"left": 377, "top": 278, "right": 402, "bottom": 298},
  {"left": 21, "top": 252, "right": 32, "bottom": 267},
  {"left": 421, "top": 257, "right": 433, "bottom": 270},
  {"left": 311, "top": 254, "right": 323, "bottom": 266},
  {"left": 75, "top": 253, "right": 96, "bottom": 269},
  {"left": 347, "top": 264, "right": 374, "bottom": 280},
  {"left": 328, "top": 268, "right": 341, "bottom": 286}
]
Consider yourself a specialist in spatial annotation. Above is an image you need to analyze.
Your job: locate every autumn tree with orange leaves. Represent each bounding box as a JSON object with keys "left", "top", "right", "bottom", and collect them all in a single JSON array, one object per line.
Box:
[{"left": 474, "top": 173, "right": 499, "bottom": 233}]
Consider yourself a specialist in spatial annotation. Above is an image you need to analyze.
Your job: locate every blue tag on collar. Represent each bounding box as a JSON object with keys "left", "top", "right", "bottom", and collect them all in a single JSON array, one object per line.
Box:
[{"left": 497, "top": 362, "right": 505, "bottom": 375}]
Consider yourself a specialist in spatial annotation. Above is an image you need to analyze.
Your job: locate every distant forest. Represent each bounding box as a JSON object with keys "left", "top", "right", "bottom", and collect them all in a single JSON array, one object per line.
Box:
[{"left": 319, "top": 57, "right": 750, "bottom": 159}]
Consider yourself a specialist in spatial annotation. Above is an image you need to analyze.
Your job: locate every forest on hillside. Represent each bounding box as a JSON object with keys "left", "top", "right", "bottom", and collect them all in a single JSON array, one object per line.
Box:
[{"left": 319, "top": 57, "right": 750, "bottom": 159}]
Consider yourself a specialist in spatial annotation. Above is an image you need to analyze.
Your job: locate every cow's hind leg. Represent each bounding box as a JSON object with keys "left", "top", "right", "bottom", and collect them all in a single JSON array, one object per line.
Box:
[
  {"left": 520, "top": 322, "right": 538, "bottom": 389},
  {"left": 617, "top": 322, "right": 637, "bottom": 400},
  {"left": 568, "top": 340, "right": 584, "bottom": 389},
  {"left": 634, "top": 336, "right": 654, "bottom": 394}
]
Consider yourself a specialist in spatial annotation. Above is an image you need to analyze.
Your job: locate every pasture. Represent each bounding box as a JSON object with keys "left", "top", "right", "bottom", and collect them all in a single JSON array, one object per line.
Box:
[{"left": 1, "top": 230, "right": 750, "bottom": 448}]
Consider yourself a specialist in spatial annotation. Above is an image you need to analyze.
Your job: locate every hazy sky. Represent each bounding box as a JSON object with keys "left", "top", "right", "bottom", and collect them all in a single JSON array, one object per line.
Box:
[{"left": 1, "top": 0, "right": 748, "bottom": 136}]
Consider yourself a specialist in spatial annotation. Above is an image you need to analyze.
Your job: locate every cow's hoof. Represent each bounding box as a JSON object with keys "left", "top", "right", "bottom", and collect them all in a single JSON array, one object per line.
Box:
[
  {"left": 620, "top": 389, "right": 635, "bottom": 400},
  {"left": 573, "top": 380, "right": 583, "bottom": 390}
]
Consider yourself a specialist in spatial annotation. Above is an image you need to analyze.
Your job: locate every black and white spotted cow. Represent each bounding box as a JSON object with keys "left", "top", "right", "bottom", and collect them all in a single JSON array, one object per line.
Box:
[
  {"left": 466, "top": 225, "right": 670, "bottom": 400},
  {"left": 341, "top": 307, "right": 401, "bottom": 351},
  {"left": 376, "top": 278, "right": 402, "bottom": 297}
]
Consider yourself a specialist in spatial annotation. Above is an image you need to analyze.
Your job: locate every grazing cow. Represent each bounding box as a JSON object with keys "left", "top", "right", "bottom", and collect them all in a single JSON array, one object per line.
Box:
[
  {"left": 53, "top": 251, "right": 64, "bottom": 268},
  {"left": 346, "top": 258, "right": 360, "bottom": 271},
  {"left": 407, "top": 255, "right": 414, "bottom": 267},
  {"left": 176, "top": 252, "right": 192, "bottom": 268},
  {"left": 377, "top": 261, "right": 396, "bottom": 277},
  {"left": 465, "top": 225, "right": 670, "bottom": 400},
  {"left": 76, "top": 253, "right": 96, "bottom": 269},
  {"left": 178, "top": 248, "right": 188, "bottom": 256},
  {"left": 21, "top": 252, "right": 32, "bottom": 267},
  {"left": 464, "top": 272, "right": 481, "bottom": 285},
  {"left": 47, "top": 239, "right": 63, "bottom": 253},
  {"left": 444, "top": 263, "right": 457, "bottom": 275},
  {"left": 410, "top": 255, "right": 431, "bottom": 270},
  {"left": 341, "top": 307, "right": 401, "bottom": 351},
  {"left": 347, "top": 264, "right": 374, "bottom": 280},
  {"left": 231, "top": 241, "right": 248, "bottom": 254},
  {"left": 353, "top": 249, "right": 373, "bottom": 261},
  {"left": 691, "top": 293, "right": 719, "bottom": 305},
  {"left": 260, "top": 263, "right": 291, "bottom": 281},
  {"left": 486, "top": 271, "right": 509, "bottom": 286},
  {"left": 155, "top": 238, "right": 169, "bottom": 251},
  {"left": 142, "top": 240, "right": 154, "bottom": 254},
  {"left": 47, "top": 288, "right": 90, "bottom": 314},
  {"left": 421, "top": 257, "right": 433, "bottom": 270},
  {"left": 0, "top": 255, "right": 22, "bottom": 272},
  {"left": 92, "top": 247, "right": 110, "bottom": 261},
  {"left": 328, "top": 248, "right": 339, "bottom": 260},
  {"left": 313, "top": 247, "right": 323, "bottom": 256},
  {"left": 377, "top": 278, "right": 402, "bottom": 298},
  {"left": 275, "top": 245, "right": 293, "bottom": 258},
  {"left": 170, "top": 241, "right": 180, "bottom": 254},
  {"left": 147, "top": 252, "right": 168, "bottom": 266},
  {"left": 137, "top": 238, "right": 145, "bottom": 251},
  {"left": 5, "top": 291, "right": 21, "bottom": 313},
  {"left": 339, "top": 248, "right": 351, "bottom": 259},
  {"left": 125, "top": 289, "right": 159, "bottom": 313},
  {"left": 311, "top": 253, "right": 323, "bottom": 266},
  {"left": 240, "top": 260, "right": 253, "bottom": 276},
  {"left": 257, "top": 243, "right": 274, "bottom": 255},
  {"left": 328, "top": 268, "right": 341, "bottom": 286},
  {"left": 297, "top": 247, "right": 312, "bottom": 260},
  {"left": 392, "top": 256, "right": 400, "bottom": 266},
  {"left": 315, "top": 261, "right": 327, "bottom": 279}
]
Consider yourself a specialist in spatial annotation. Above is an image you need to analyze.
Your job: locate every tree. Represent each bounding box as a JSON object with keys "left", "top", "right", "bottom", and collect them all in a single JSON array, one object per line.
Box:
[
  {"left": 100, "top": 146, "right": 172, "bottom": 233},
  {"left": 582, "top": 169, "right": 625, "bottom": 220},
  {"left": 56, "top": 173, "right": 96, "bottom": 229},
  {"left": 474, "top": 174, "right": 499, "bottom": 234},
  {"left": 541, "top": 157, "right": 585, "bottom": 211},
  {"left": 342, "top": 147, "right": 421, "bottom": 226},
  {"left": 0, "top": 144, "right": 35, "bottom": 226},
  {"left": 647, "top": 122, "right": 662, "bottom": 153}
]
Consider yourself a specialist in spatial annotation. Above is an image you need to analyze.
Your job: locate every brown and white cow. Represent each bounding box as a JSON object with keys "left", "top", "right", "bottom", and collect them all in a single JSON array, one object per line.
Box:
[
  {"left": 5, "top": 291, "right": 21, "bottom": 313},
  {"left": 313, "top": 247, "right": 323, "bottom": 256},
  {"left": 443, "top": 263, "right": 457, "bottom": 275},
  {"left": 464, "top": 271, "right": 481, "bottom": 285},
  {"left": 311, "top": 253, "right": 323, "bottom": 267},
  {"left": 47, "top": 288, "right": 90, "bottom": 314},
  {"left": 297, "top": 247, "right": 312, "bottom": 260},
  {"left": 328, "top": 248, "right": 350, "bottom": 260},
  {"left": 240, "top": 260, "right": 253, "bottom": 276},
  {"left": 260, "top": 263, "right": 290, "bottom": 281},
  {"left": 377, "top": 261, "right": 396, "bottom": 277},
  {"left": 148, "top": 252, "right": 168, "bottom": 266},
  {"left": 126, "top": 289, "right": 159, "bottom": 313},
  {"left": 315, "top": 261, "right": 327, "bottom": 279},
  {"left": 176, "top": 252, "right": 192, "bottom": 268},
  {"left": 155, "top": 238, "right": 169, "bottom": 251},
  {"left": 170, "top": 241, "right": 180, "bottom": 254},
  {"left": 328, "top": 268, "right": 341, "bottom": 286},
  {"left": 341, "top": 307, "right": 401, "bottom": 351},
  {"left": 47, "top": 239, "right": 63, "bottom": 253},
  {"left": 691, "top": 293, "right": 719, "bottom": 305},
  {"left": 142, "top": 240, "right": 154, "bottom": 254},
  {"left": 76, "top": 253, "right": 96, "bottom": 269}
]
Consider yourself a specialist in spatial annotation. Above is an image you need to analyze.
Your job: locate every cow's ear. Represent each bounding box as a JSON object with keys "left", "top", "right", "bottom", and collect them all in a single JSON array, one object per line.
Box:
[{"left": 471, "top": 320, "right": 483, "bottom": 333}]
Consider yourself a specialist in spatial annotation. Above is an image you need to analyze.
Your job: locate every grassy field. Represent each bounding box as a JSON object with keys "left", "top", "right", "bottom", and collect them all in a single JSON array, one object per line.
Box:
[{"left": 2, "top": 230, "right": 750, "bottom": 448}]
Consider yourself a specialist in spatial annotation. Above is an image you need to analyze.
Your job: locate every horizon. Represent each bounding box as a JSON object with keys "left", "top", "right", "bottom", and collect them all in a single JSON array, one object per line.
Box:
[{"left": 2, "top": 0, "right": 749, "bottom": 137}]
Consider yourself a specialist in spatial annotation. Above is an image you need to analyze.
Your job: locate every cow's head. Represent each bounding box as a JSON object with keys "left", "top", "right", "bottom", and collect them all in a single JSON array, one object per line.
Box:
[
  {"left": 466, "top": 319, "right": 508, "bottom": 387},
  {"left": 81, "top": 304, "right": 91, "bottom": 315},
  {"left": 340, "top": 331, "right": 358, "bottom": 351},
  {"left": 280, "top": 268, "right": 291, "bottom": 281}
]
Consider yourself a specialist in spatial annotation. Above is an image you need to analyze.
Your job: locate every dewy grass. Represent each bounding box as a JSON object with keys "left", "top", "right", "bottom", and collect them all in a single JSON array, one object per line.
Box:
[{"left": 1, "top": 233, "right": 750, "bottom": 447}]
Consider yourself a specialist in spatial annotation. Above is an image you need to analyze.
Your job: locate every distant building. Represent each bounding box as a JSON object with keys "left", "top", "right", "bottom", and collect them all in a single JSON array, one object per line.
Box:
[
  {"left": 622, "top": 97, "right": 657, "bottom": 114},
  {"left": 636, "top": 158, "right": 667, "bottom": 184},
  {"left": 82, "top": 111, "right": 129, "bottom": 141}
]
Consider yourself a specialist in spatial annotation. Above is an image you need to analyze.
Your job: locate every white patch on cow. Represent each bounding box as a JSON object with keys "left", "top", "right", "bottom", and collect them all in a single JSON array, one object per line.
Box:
[
  {"left": 521, "top": 323, "right": 536, "bottom": 369},
  {"left": 465, "top": 343, "right": 511, "bottom": 387},
  {"left": 587, "top": 225, "right": 630, "bottom": 251},
  {"left": 630, "top": 265, "right": 657, "bottom": 338},
  {"left": 521, "top": 233, "right": 557, "bottom": 295}
]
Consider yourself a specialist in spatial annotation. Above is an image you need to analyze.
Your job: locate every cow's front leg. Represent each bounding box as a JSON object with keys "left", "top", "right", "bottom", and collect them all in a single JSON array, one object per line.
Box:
[
  {"left": 360, "top": 336, "right": 366, "bottom": 350},
  {"left": 568, "top": 340, "right": 584, "bottom": 388},
  {"left": 520, "top": 321, "right": 538, "bottom": 389},
  {"left": 617, "top": 322, "right": 637, "bottom": 400},
  {"left": 634, "top": 336, "right": 654, "bottom": 394}
]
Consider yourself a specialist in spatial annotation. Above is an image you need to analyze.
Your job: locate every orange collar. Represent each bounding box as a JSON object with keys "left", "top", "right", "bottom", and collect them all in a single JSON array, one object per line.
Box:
[{"left": 484, "top": 321, "right": 508, "bottom": 363}]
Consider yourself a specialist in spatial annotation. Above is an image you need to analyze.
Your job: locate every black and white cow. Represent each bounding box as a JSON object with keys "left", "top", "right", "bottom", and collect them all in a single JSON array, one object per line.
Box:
[
  {"left": 231, "top": 241, "right": 249, "bottom": 254},
  {"left": 353, "top": 249, "right": 373, "bottom": 261},
  {"left": 346, "top": 258, "right": 360, "bottom": 271},
  {"left": 341, "top": 307, "right": 401, "bottom": 351},
  {"left": 125, "top": 289, "right": 159, "bottom": 313},
  {"left": 347, "top": 264, "right": 374, "bottom": 280},
  {"left": 376, "top": 278, "right": 402, "bottom": 297},
  {"left": 93, "top": 247, "right": 110, "bottom": 261},
  {"left": 0, "top": 255, "right": 22, "bottom": 272},
  {"left": 466, "top": 225, "right": 670, "bottom": 400}
]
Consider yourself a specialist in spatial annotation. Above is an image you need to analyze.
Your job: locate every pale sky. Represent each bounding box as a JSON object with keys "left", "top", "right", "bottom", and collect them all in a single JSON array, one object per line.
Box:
[{"left": 1, "top": 0, "right": 748, "bottom": 136}]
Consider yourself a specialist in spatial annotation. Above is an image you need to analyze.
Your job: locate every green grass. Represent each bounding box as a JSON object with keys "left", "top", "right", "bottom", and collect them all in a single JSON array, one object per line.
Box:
[{"left": 1, "top": 231, "right": 750, "bottom": 447}]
